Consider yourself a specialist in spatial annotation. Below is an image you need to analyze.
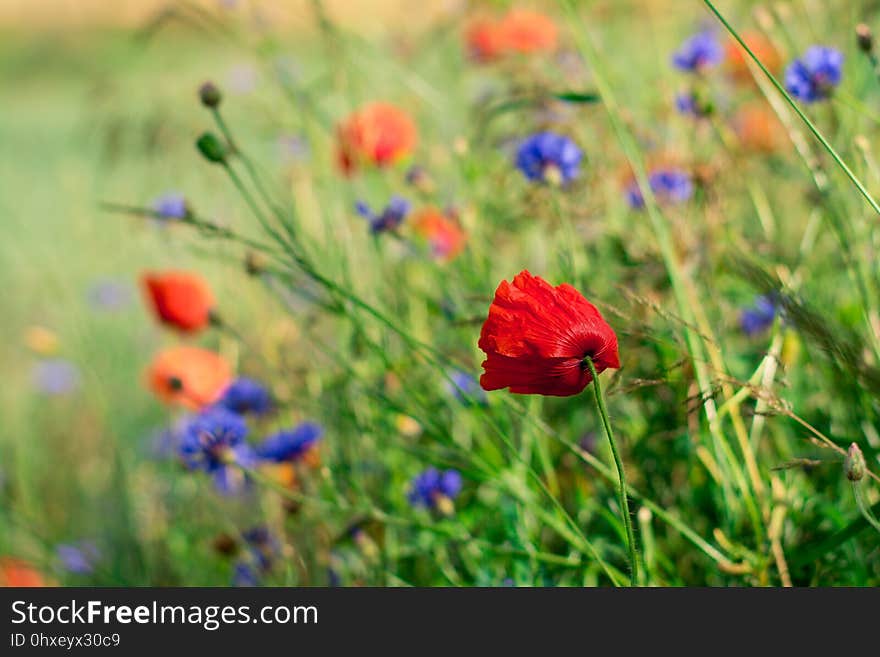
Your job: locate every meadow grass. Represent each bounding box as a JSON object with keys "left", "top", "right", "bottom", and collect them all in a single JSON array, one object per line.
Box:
[{"left": 2, "top": 0, "right": 880, "bottom": 586}]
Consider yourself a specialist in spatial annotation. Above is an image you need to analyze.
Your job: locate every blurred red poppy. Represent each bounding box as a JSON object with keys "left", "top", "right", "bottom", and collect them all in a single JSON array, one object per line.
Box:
[
  {"left": 733, "top": 103, "right": 788, "bottom": 153},
  {"left": 499, "top": 9, "right": 558, "bottom": 54},
  {"left": 465, "top": 18, "right": 507, "bottom": 62},
  {"left": 336, "top": 102, "right": 417, "bottom": 175},
  {"left": 142, "top": 271, "right": 215, "bottom": 333},
  {"left": 478, "top": 270, "right": 619, "bottom": 396},
  {"left": 725, "top": 31, "right": 781, "bottom": 83},
  {"left": 412, "top": 207, "right": 467, "bottom": 262},
  {"left": 0, "top": 557, "right": 47, "bottom": 587},
  {"left": 147, "top": 346, "right": 232, "bottom": 410}
]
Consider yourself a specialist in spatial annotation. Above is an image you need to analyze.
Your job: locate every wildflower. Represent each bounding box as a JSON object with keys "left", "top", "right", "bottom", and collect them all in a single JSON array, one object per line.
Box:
[
  {"left": 845, "top": 443, "right": 866, "bottom": 482},
  {"left": 147, "top": 346, "right": 232, "bottom": 410},
  {"left": 152, "top": 193, "right": 189, "bottom": 220},
  {"left": 257, "top": 422, "right": 323, "bottom": 465},
  {"left": 675, "top": 91, "right": 712, "bottom": 118},
  {"left": 336, "top": 102, "right": 417, "bottom": 175},
  {"left": 412, "top": 207, "right": 467, "bottom": 262},
  {"left": 725, "top": 31, "right": 782, "bottom": 83},
  {"left": 241, "top": 527, "right": 280, "bottom": 572},
  {"left": 0, "top": 558, "right": 47, "bottom": 587},
  {"left": 86, "top": 278, "right": 133, "bottom": 312},
  {"left": 732, "top": 104, "right": 787, "bottom": 153},
  {"left": 356, "top": 197, "right": 410, "bottom": 234},
  {"left": 232, "top": 562, "right": 259, "bottom": 587},
  {"left": 31, "top": 358, "right": 80, "bottom": 396},
  {"left": 24, "top": 326, "right": 59, "bottom": 355},
  {"left": 785, "top": 46, "right": 844, "bottom": 103},
  {"left": 514, "top": 132, "right": 582, "bottom": 185},
  {"left": 445, "top": 370, "right": 487, "bottom": 406},
  {"left": 408, "top": 468, "right": 462, "bottom": 513},
  {"left": 672, "top": 30, "right": 724, "bottom": 72},
  {"left": 177, "top": 407, "right": 256, "bottom": 493},
  {"left": 395, "top": 414, "right": 423, "bottom": 437},
  {"left": 856, "top": 24, "right": 874, "bottom": 55},
  {"left": 56, "top": 542, "right": 100, "bottom": 575},
  {"left": 464, "top": 17, "right": 506, "bottom": 62},
  {"left": 478, "top": 270, "right": 620, "bottom": 396},
  {"left": 141, "top": 271, "right": 215, "bottom": 333},
  {"left": 218, "top": 377, "right": 273, "bottom": 416},
  {"left": 405, "top": 165, "right": 434, "bottom": 193},
  {"left": 498, "top": 9, "right": 558, "bottom": 54},
  {"left": 740, "top": 295, "right": 778, "bottom": 336},
  {"left": 625, "top": 168, "right": 694, "bottom": 209}
]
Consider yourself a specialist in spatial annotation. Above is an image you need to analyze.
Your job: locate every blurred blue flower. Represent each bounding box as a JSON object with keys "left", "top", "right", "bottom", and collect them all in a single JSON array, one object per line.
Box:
[
  {"left": 218, "top": 377, "right": 273, "bottom": 416},
  {"left": 626, "top": 169, "right": 694, "bottom": 209},
  {"left": 408, "top": 468, "right": 462, "bottom": 510},
  {"left": 445, "top": 370, "right": 487, "bottom": 406},
  {"left": 232, "top": 562, "right": 259, "bottom": 587},
  {"left": 56, "top": 542, "right": 100, "bottom": 575},
  {"left": 177, "top": 408, "right": 256, "bottom": 493},
  {"left": 31, "top": 359, "right": 80, "bottom": 396},
  {"left": 356, "top": 197, "right": 410, "bottom": 234},
  {"left": 672, "top": 31, "right": 723, "bottom": 72},
  {"left": 740, "top": 295, "right": 778, "bottom": 336},
  {"left": 515, "top": 132, "right": 582, "bottom": 184},
  {"left": 278, "top": 134, "right": 310, "bottom": 163},
  {"left": 152, "top": 193, "right": 188, "bottom": 220},
  {"left": 785, "top": 46, "right": 844, "bottom": 103},
  {"left": 257, "top": 422, "right": 323, "bottom": 463},
  {"left": 242, "top": 526, "right": 279, "bottom": 572},
  {"left": 86, "top": 279, "right": 133, "bottom": 312}
]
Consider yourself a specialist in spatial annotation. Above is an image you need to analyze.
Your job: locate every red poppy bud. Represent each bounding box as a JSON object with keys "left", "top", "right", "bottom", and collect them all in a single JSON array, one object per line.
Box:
[
  {"left": 478, "top": 270, "right": 620, "bottom": 397},
  {"left": 141, "top": 271, "right": 215, "bottom": 333}
]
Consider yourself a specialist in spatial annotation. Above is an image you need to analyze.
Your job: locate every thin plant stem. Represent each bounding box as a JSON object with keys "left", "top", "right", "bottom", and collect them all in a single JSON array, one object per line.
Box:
[{"left": 584, "top": 357, "right": 638, "bottom": 585}]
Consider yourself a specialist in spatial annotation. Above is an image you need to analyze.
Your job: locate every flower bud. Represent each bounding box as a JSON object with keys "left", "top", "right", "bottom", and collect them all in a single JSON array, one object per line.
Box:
[
  {"left": 196, "top": 132, "right": 228, "bottom": 164},
  {"left": 199, "top": 81, "right": 222, "bottom": 108},
  {"left": 845, "top": 442, "right": 866, "bottom": 482},
  {"left": 245, "top": 251, "right": 268, "bottom": 276},
  {"left": 857, "top": 24, "right": 874, "bottom": 54}
]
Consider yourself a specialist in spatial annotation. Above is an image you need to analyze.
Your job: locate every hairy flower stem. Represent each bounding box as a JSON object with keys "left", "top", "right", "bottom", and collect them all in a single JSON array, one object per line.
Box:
[{"left": 584, "top": 357, "right": 638, "bottom": 585}]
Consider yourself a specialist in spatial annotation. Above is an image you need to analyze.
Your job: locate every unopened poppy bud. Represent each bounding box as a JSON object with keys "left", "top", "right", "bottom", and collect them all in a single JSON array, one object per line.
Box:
[
  {"left": 196, "top": 132, "right": 228, "bottom": 164},
  {"left": 199, "top": 81, "right": 222, "bottom": 108},
  {"left": 845, "top": 443, "right": 866, "bottom": 482},
  {"left": 857, "top": 24, "right": 874, "bottom": 54}
]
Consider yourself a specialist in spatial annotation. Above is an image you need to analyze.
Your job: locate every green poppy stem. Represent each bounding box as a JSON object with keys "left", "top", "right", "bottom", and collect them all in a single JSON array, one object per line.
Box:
[{"left": 584, "top": 357, "right": 638, "bottom": 585}]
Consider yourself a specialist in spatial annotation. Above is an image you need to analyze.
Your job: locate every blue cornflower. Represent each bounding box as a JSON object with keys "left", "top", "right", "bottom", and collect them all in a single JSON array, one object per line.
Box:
[
  {"left": 177, "top": 408, "right": 256, "bottom": 493},
  {"left": 626, "top": 169, "right": 694, "bottom": 209},
  {"left": 740, "top": 295, "right": 778, "bottom": 336},
  {"left": 56, "top": 542, "right": 100, "bottom": 575},
  {"left": 257, "top": 422, "right": 323, "bottom": 463},
  {"left": 444, "top": 370, "right": 487, "bottom": 406},
  {"left": 217, "top": 377, "right": 273, "bottom": 416},
  {"left": 242, "top": 526, "right": 280, "bottom": 572},
  {"left": 86, "top": 279, "right": 133, "bottom": 312},
  {"left": 31, "top": 359, "right": 80, "bottom": 396},
  {"left": 672, "top": 31, "right": 724, "bottom": 72},
  {"left": 785, "top": 46, "right": 844, "bottom": 103},
  {"left": 232, "top": 562, "right": 260, "bottom": 587},
  {"left": 515, "top": 132, "right": 583, "bottom": 185},
  {"left": 152, "top": 193, "right": 188, "bottom": 220},
  {"left": 407, "top": 468, "right": 463, "bottom": 512},
  {"left": 356, "top": 197, "right": 410, "bottom": 234}
]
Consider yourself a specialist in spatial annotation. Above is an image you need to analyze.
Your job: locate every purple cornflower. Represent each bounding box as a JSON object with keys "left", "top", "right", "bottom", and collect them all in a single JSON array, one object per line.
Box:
[
  {"left": 56, "top": 542, "right": 100, "bottom": 575},
  {"left": 407, "top": 468, "right": 462, "bottom": 512},
  {"left": 152, "top": 193, "right": 188, "bottom": 220},
  {"left": 31, "top": 359, "right": 80, "bottom": 396},
  {"left": 177, "top": 408, "right": 256, "bottom": 493},
  {"left": 672, "top": 31, "right": 724, "bottom": 72},
  {"left": 740, "top": 295, "right": 778, "bottom": 336},
  {"left": 625, "top": 169, "right": 694, "bottom": 209},
  {"left": 515, "top": 132, "right": 583, "bottom": 185},
  {"left": 232, "top": 562, "right": 259, "bottom": 587},
  {"left": 675, "top": 91, "right": 712, "bottom": 118},
  {"left": 785, "top": 46, "right": 844, "bottom": 103},
  {"left": 217, "top": 377, "right": 273, "bottom": 416},
  {"left": 257, "top": 422, "right": 323, "bottom": 463},
  {"left": 86, "top": 278, "right": 133, "bottom": 312},
  {"left": 356, "top": 197, "right": 410, "bottom": 234},
  {"left": 444, "top": 370, "right": 487, "bottom": 406}
]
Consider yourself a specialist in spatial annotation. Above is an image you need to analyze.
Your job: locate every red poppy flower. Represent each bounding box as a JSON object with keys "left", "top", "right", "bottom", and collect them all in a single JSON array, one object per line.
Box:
[
  {"left": 464, "top": 18, "right": 506, "bottom": 62},
  {"left": 478, "top": 271, "right": 620, "bottom": 396},
  {"left": 147, "top": 346, "right": 232, "bottom": 410},
  {"left": 732, "top": 103, "right": 788, "bottom": 153},
  {"left": 412, "top": 207, "right": 467, "bottom": 262},
  {"left": 142, "top": 271, "right": 215, "bottom": 333},
  {"left": 725, "top": 31, "right": 781, "bottom": 83},
  {"left": 0, "top": 558, "right": 47, "bottom": 587},
  {"left": 335, "top": 102, "right": 417, "bottom": 175},
  {"left": 498, "top": 9, "right": 558, "bottom": 54}
]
